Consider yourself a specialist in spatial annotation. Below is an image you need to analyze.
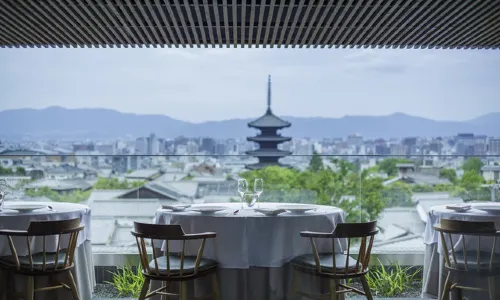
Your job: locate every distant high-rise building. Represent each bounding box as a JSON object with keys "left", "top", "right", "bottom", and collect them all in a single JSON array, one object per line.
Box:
[
  {"left": 474, "top": 135, "right": 488, "bottom": 156},
  {"left": 200, "top": 138, "right": 216, "bottom": 154},
  {"left": 403, "top": 137, "right": 418, "bottom": 157},
  {"left": 73, "top": 143, "right": 95, "bottom": 152},
  {"left": 456, "top": 133, "right": 475, "bottom": 156},
  {"left": 489, "top": 138, "right": 500, "bottom": 155},
  {"left": 147, "top": 133, "right": 158, "bottom": 155},
  {"left": 246, "top": 75, "right": 292, "bottom": 170},
  {"left": 135, "top": 137, "right": 147, "bottom": 155}
]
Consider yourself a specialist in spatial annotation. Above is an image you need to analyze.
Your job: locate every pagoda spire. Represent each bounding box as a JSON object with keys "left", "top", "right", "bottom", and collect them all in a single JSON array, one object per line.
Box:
[{"left": 267, "top": 74, "right": 272, "bottom": 113}]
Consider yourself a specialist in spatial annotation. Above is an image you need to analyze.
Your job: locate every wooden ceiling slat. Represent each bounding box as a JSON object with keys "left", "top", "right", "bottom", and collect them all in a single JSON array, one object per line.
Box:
[
  {"left": 336, "top": 0, "right": 364, "bottom": 48},
  {"left": 325, "top": 0, "right": 354, "bottom": 48},
  {"left": 369, "top": 0, "right": 412, "bottom": 47},
  {"left": 49, "top": 0, "right": 96, "bottom": 45},
  {"left": 293, "top": 0, "right": 314, "bottom": 48},
  {"left": 211, "top": 0, "right": 223, "bottom": 48},
  {"left": 202, "top": 0, "right": 216, "bottom": 47},
  {"left": 426, "top": 0, "right": 497, "bottom": 48},
  {"left": 398, "top": 0, "right": 456, "bottom": 48},
  {"left": 316, "top": 0, "right": 344, "bottom": 47},
  {"left": 406, "top": 0, "right": 471, "bottom": 48},
  {"left": 2, "top": 1, "right": 63, "bottom": 46},
  {"left": 263, "top": 0, "right": 276, "bottom": 48},
  {"left": 344, "top": 0, "right": 374, "bottom": 47},
  {"left": 255, "top": 0, "right": 266, "bottom": 47},
  {"left": 70, "top": 0, "right": 110, "bottom": 47},
  {"left": 446, "top": 6, "right": 500, "bottom": 48},
  {"left": 86, "top": 0, "right": 125, "bottom": 47},
  {"left": 138, "top": 0, "right": 165, "bottom": 46},
  {"left": 240, "top": 0, "right": 246, "bottom": 47},
  {"left": 277, "top": 0, "right": 294, "bottom": 47},
  {"left": 222, "top": 0, "right": 230, "bottom": 47},
  {"left": 270, "top": 0, "right": 286, "bottom": 47},
  {"left": 357, "top": 0, "right": 397, "bottom": 48},
  {"left": 126, "top": 0, "right": 156, "bottom": 47},
  {"left": 1, "top": 1, "right": 499, "bottom": 49},
  {"left": 163, "top": 0, "right": 185, "bottom": 46},
  {"left": 174, "top": 0, "right": 193, "bottom": 47},
  {"left": 0, "top": 8, "right": 43, "bottom": 46},
  {"left": 303, "top": 0, "right": 330, "bottom": 48},
  {"left": 183, "top": 0, "right": 201, "bottom": 47},
  {"left": 248, "top": 0, "right": 257, "bottom": 47},
  {"left": 232, "top": 0, "right": 238, "bottom": 47},
  {"left": 285, "top": 0, "right": 305, "bottom": 48}
]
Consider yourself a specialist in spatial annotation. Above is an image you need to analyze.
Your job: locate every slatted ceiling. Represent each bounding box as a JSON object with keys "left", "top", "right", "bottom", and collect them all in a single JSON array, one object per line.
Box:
[{"left": 1, "top": 0, "right": 499, "bottom": 49}]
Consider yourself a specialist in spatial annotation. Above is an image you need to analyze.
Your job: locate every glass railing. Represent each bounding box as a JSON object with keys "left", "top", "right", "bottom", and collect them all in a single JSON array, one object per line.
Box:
[{"left": 1, "top": 153, "right": 498, "bottom": 298}]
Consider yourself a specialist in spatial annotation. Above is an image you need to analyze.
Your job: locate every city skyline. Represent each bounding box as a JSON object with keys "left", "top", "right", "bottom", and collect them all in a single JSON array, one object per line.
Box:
[{"left": 1, "top": 48, "right": 500, "bottom": 122}]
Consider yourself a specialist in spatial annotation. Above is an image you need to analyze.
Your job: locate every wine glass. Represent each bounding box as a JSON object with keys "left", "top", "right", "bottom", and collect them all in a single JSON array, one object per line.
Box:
[
  {"left": 0, "top": 191, "right": 4, "bottom": 212},
  {"left": 254, "top": 178, "right": 263, "bottom": 208},
  {"left": 237, "top": 179, "right": 248, "bottom": 208},
  {"left": 243, "top": 193, "right": 258, "bottom": 208}
]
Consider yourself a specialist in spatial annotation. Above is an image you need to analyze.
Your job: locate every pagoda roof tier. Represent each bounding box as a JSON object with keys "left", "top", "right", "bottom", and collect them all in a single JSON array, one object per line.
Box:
[
  {"left": 248, "top": 110, "right": 291, "bottom": 129},
  {"left": 245, "top": 149, "right": 292, "bottom": 157},
  {"left": 247, "top": 136, "right": 291, "bottom": 143},
  {"left": 245, "top": 162, "right": 291, "bottom": 170}
]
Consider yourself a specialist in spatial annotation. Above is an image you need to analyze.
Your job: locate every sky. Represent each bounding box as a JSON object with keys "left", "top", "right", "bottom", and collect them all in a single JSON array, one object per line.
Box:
[{"left": 1, "top": 47, "right": 499, "bottom": 123}]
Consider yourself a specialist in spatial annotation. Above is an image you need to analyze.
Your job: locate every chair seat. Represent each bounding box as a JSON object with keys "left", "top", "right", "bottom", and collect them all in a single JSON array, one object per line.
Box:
[
  {"left": 0, "top": 251, "right": 68, "bottom": 271},
  {"left": 291, "top": 253, "right": 359, "bottom": 273},
  {"left": 449, "top": 251, "right": 500, "bottom": 269},
  {"left": 149, "top": 255, "right": 218, "bottom": 275}
]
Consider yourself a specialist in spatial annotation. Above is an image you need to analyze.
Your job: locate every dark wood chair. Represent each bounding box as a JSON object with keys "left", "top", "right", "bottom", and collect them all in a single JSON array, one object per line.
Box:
[
  {"left": 0, "top": 218, "right": 84, "bottom": 300},
  {"left": 131, "top": 222, "right": 220, "bottom": 300},
  {"left": 291, "top": 221, "right": 378, "bottom": 300},
  {"left": 434, "top": 219, "right": 500, "bottom": 300}
]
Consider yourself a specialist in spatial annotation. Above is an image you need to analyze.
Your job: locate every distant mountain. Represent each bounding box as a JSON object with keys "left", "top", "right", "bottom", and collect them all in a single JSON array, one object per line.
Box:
[{"left": 0, "top": 107, "right": 498, "bottom": 139}]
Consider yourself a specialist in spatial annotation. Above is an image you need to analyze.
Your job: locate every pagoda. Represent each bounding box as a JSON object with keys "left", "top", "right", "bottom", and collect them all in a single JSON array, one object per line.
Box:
[{"left": 245, "top": 75, "right": 292, "bottom": 170}]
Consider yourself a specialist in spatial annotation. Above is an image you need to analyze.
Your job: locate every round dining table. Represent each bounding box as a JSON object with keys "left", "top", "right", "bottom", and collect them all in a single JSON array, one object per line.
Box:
[
  {"left": 153, "top": 202, "right": 346, "bottom": 300},
  {"left": 422, "top": 202, "right": 500, "bottom": 300},
  {"left": 0, "top": 201, "right": 94, "bottom": 300}
]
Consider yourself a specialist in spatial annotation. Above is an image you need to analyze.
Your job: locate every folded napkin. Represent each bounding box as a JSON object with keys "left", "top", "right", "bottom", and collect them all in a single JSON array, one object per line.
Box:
[
  {"left": 255, "top": 208, "right": 287, "bottom": 215},
  {"left": 162, "top": 204, "right": 191, "bottom": 210},
  {"left": 445, "top": 204, "right": 471, "bottom": 211}
]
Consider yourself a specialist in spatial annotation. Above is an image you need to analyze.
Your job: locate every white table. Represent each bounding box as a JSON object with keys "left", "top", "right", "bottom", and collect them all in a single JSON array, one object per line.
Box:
[
  {"left": 0, "top": 201, "right": 94, "bottom": 300},
  {"left": 153, "top": 202, "right": 346, "bottom": 300},
  {"left": 422, "top": 203, "right": 500, "bottom": 299}
]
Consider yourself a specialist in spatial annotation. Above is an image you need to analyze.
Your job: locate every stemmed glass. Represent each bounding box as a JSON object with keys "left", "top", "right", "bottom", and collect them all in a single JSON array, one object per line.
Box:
[
  {"left": 237, "top": 179, "right": 248, "bottom": 209},
  {"left": 254, "top": 178, "right": 263, "bottom": 208}
]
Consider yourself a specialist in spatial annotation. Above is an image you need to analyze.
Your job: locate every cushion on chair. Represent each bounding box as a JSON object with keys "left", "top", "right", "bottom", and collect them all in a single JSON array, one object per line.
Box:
[
  {"left": 148, "top": 255, "right": 218, "bottom": 274},
  {"left": 450, "top": 251, "right": 500, "bottom": 269},
  {"left": 291, "top": 253, "right": 359, "bottom": 273},
  {"left": 0, "top": 251, "right": 69, "bottom": 270}
]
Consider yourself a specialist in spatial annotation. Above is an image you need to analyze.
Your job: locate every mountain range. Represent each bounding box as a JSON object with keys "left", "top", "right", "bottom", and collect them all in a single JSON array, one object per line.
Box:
[{"left": 0, "top": 106, "right": 499, "bottom": 139}]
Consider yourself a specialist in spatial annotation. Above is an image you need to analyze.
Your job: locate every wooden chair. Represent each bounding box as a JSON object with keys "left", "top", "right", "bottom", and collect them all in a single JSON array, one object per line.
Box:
[
  {"left": 433, "top": 219, "right": 500, "bottom": 300},
  {"left": 0, "top": 218, "right": 84, "bottom": 300},
  {"left": 291, "top": 221, "right": 378, "bottom": 300},
  {"left": 131, "top": 222, "right": 221, "bottom": 300}
]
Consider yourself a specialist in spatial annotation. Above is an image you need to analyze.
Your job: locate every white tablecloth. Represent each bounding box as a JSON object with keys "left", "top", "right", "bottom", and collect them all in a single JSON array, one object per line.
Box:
[
  {"left": 0, "top": 201, "right": 94, "bottom": 300},
  {"left": 153, "top": 203, "right": 346, "bottom": 300},
  {"left": 422, "top": 203, "right": 500, "bottom": 299}
]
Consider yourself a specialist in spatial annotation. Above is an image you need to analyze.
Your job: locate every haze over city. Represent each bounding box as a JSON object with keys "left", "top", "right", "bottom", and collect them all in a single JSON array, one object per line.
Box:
[{"left": 1, "top": 48, "right": 500, "bottom": 122}]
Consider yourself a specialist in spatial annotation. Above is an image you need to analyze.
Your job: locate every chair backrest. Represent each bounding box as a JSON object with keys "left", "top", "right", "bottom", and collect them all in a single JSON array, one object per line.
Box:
[
  {"left": 4, "top": 218, "right": 83, "bottom": 273},
  {"left": 131, "top": 222, "right": 215, "bottom": 279},
  {"left": 434, "top": 219, "right": 499, "bottom": 272}
]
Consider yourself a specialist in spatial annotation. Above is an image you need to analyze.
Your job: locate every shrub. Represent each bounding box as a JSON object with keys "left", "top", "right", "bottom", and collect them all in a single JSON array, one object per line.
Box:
[
  {"left": 106, "top": 265, "right": 144, "bottom": 297},
  {"left": 365, "top": 259, "right": 421, "bottom": 297}
]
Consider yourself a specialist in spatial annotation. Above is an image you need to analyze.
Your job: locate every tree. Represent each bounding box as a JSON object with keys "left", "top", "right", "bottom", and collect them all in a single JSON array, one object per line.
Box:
[
  {"left": 463, "top": 157, "right": 483, "bottom": 174},
  {"left": 15, "top": 167, "right": 26, "bottom": 175},
  {"left": 94, "top": 177, "right": 146, "bottom": 189},
  {"left": 378, "top": 158, "right": 411, "bottom": 177},
  {"left": 308, "top": 150, "right": 324, "bottom": 172},
  {"left": 25, "top": 187, "right": 91, "bottom": 203},
  {"left": 460, "top": 171, "right": 484, "bottom": 191},
  {"left": 439, "top": 168, "right": 457, "bottom": 184}
]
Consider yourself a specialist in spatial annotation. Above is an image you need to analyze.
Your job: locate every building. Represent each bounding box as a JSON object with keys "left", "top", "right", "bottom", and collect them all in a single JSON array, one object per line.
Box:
[
  {"left": 245, "top": 76, "right": 292, "bottom": 170},
  {"left": 456, "top": 133, "right": 475, "bottom": 156},
  {"left": 489, "top": 138, "right": 500, "bottom": 155},
  {"left": 135, "top": 137, "right": 147, "bottom": 155},
  {"left": 146, "top": 133, "right": 158, "bottom": 155}
]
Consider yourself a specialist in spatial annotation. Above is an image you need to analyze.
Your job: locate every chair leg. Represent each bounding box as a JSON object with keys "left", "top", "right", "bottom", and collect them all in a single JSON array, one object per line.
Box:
[
  {"left": 139, "top": 277, "right": 151, "bottom": 300},
  {"left": 329, "top": 279, "right": 337, "bottom": 300},
  {"left": 441, "top": 272, "right": 452, "bottom": 300},
  {"left": 291, "top": 269, "right": 300, "bottom": 300},
  {"left": 26, "top": 276, "right": 35, "bottom": 300},
  {"left": 179, "top": 281, "right": 188, "bottom": 300},
  {"left": 66, "top": 271, "right": 80, "bottom": 300},
  {"left": 360, "top": 276, "right": 373, "bottom": 300},
  {"left": 488, "top": 276, "right": 496, "bottom": 300},
  {"left": 211, "top": 273, "right": 221, "bottom": 300}
]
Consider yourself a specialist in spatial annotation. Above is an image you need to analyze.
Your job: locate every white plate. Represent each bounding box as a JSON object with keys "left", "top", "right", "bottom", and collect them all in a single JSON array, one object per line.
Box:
[
  {"left": 162, "top": 204, "right": 191, "bottom": 212},
  {"left": 4, "top": 204, "right": 47, "bottom": 213},
  {"left": 190, "top": 206, "right": 227, "bottom": 215},
  {"left": 277, "top": 204, "right": 317, "bottom": 214},
  {"left": 473, "top": 203, "right": 500, "bottom": 214},
  {"left": 254, "top": 208, "right": 286, "bottom": 216}
]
